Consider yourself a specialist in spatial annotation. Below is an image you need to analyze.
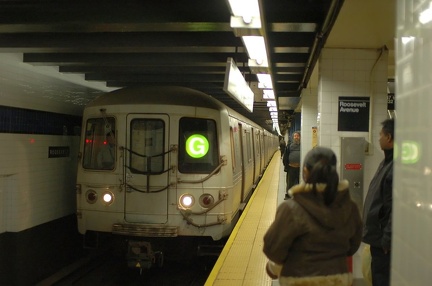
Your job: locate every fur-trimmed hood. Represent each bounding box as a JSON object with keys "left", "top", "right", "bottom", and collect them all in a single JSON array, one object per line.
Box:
[{"left": 287, "top": 180, "right": 353, "bottom": 229}]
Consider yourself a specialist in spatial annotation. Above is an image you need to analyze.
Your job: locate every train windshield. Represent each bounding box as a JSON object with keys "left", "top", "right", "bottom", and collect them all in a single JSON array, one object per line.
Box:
[
  {"left": 129, "top": 119, "right": 165, "bottom": 174},
  {"left": 178, "top": 117, "right": 219, "bottom": 173},
  {"left": 82, "top": 117, "right": 116, "bottom": 170}
]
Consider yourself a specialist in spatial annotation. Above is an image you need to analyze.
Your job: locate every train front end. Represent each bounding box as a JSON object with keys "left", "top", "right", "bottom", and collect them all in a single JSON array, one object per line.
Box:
[{"left": 75, "top": 87, "right": 236, "bottom": 268}]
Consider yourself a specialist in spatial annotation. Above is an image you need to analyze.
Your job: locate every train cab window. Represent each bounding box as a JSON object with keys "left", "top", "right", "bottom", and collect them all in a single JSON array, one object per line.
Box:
[
  {"left": 82, "top": 118, "right": 116, "bottom": 170},
  {"left": 129, "top": 119, "right": 165, "bottom": 174},
  {"left": 178, "top": 117, "right": 219, "bottom": 174}
]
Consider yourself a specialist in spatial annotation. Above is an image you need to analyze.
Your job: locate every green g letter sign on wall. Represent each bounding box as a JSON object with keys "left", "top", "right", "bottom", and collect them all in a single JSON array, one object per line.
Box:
[{"left": 186, "top": 134, "right": 209, "bottom": 158}]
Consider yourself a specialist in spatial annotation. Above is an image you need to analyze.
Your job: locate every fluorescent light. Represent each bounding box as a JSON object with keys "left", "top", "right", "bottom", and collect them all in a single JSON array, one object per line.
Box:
[
  {"left": 242, "top": 36, "right": 267, "bottom": 65},
  {"left": 267, "top": 100, "right": 276, "bottom": 107},
  {"left": 263, "top": 89, "right": 274, "bottom": 99},
  {"left": 248, "top": 58, "right": 269, "bottom": 73},
  {"left": 230, "top": 16, "right": 261, "bottom": 30},
  {"left": 257, "top": 73, "right": 273, "bottom": 89},
  {"left": 401, "top": 36, "right": 414, "bottom": 44},
  {"left": 269, "top": 107, "right": 277, "bottom": 112},
  {"left": 420, "top": 3, "right": 432, "bottom": 24},
  {"left": 228, "top": 0, "right": 260, "bottom": 22}
]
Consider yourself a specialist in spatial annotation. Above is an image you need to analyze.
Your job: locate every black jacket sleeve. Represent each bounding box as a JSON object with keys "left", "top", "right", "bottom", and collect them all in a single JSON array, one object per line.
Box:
[{"left": 283, "top": 144, "right": 290, "bottom": 169}]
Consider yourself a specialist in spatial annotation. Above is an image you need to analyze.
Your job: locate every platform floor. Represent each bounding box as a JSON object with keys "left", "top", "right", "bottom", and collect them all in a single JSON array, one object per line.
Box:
[
  {"left": 205, "top": 153, "right": 284, "bottom": 286},
  {"left": 205, "top": 153, "right": 367, "bottom": 286}
]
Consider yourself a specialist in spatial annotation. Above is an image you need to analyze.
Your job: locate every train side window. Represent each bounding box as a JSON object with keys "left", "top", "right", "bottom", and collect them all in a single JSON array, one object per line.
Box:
[
  {"left": 245, "top": 129, "right": 252, "bottom": 162},
  {"left": 129, "top": 119, "right": 165, "bottom": 174},
  {"left": 230, "top": 127, "right": 236, "bottom": 171},
  {"left": 82, "top": 117, "right": 116, "bottom": 170},
  {"left": 256, "top": 132, "right": 261, "bottom": 157},
  {"left": 178, "top": 117, "right": 219, "bottom": 174}
]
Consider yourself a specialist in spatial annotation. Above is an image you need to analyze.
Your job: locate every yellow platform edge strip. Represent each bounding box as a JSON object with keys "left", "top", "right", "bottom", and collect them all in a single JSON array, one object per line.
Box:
[{"left": 204, "top": 154, "right": 278, "bottom": 286}]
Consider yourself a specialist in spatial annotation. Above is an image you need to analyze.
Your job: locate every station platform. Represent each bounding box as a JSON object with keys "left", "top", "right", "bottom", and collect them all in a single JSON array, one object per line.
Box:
[
  {"left": 205, "top": 152, "right": 285, "bottom": 286},
  {"left": 205, "top": 152, "right": 367, "bottom": 286}
]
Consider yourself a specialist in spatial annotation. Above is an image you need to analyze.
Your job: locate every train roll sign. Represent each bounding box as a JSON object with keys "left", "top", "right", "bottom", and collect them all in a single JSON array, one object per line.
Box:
[
  {"left": 338, "top": 97, "right": 370, "bottom": 132},
  {"left": 186, "top": 134, "right": 209, "bottom": 158}
]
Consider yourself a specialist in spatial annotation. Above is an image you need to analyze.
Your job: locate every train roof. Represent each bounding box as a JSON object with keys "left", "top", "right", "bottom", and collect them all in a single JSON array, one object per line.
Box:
[
  {"left": 87, "top": 86, "right": 224, "bottom": 110},
  {"left": 87, "top": 86, "right": 266, "bottom": 130}
]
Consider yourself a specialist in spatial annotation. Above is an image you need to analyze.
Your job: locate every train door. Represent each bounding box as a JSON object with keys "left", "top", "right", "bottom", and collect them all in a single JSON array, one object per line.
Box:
[
  {"left": 243, "top": 126, "right": 254, "bottom": 200},
  {"left": 256, "top": 130, "right": 262, "bottom": 175},
  {"left": 251, "top": 127, "right": 256, "bottom": 184},
  {"left": 124, "top": 114, "right": 170, "bottom": 223},
  {"left": 238, "top": 123, "right": 245, "bottom": 200}
]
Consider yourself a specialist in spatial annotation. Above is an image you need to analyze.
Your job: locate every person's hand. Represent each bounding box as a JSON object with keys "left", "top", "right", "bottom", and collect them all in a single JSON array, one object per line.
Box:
[{"left": 266, "top": 261, "right": 279, "bottom": 279}]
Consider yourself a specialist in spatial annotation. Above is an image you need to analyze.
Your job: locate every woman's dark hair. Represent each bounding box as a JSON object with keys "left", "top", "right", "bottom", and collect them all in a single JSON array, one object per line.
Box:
[{"left": 303, "top": 147, "right": 339, "bottom": 206}]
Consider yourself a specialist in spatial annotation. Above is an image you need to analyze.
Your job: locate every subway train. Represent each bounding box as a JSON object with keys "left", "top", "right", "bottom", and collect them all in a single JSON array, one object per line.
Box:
[{"left": 75, "top": 86, "right": 278, "bottom": 269}]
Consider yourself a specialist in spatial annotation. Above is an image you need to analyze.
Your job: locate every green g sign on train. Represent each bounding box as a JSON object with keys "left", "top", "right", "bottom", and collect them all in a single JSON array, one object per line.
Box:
[{"left": 186, "top": 134, "right": 209, "bottom": 158}]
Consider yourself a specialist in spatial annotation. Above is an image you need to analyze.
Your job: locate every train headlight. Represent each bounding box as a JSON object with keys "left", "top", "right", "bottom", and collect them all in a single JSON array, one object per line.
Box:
[
  {"left": 199, "top": 194, "right": 214, "bottom": 208},
  {"left": 102, "top": 191, "right": 114, "bottom": 206},
  {"left": 179, "top": 194, "right": 195, "bottom": 209},
  {"left": 86, "top": 190, "right": 98, "bottom": 204}
]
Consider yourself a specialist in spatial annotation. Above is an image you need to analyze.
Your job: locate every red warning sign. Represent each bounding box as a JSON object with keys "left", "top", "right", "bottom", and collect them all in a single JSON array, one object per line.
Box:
[{"left": 344, "top": 163, "right": 362, "bottom": 170}]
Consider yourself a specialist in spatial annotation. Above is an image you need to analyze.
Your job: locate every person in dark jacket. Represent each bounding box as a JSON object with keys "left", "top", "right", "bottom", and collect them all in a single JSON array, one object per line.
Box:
[
  {"left": 283, "top": 131, "right": 301, "bottom": 199},
  {"left": 362, "top": 118, "right": 394, "bottom": 286},
  {"left": 279, "top": 137, "right": 286, "bottom": 158},
  {"left": 263, "top": 146, "right": 363, "bottom": 286}
]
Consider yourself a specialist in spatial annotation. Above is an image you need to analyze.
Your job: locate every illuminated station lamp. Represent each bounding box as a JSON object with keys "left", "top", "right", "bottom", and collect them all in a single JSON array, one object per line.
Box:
[{"left": 227, "top": 0, "right": 280, "bottom": 134}]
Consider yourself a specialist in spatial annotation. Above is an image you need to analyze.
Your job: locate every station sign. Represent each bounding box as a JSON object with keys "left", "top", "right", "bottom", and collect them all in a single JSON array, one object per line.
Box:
[
  {"left": 338, "top": 97, "right": 370, "bottom": 132},
  {"left": 48, "top": 146, "right": 70, "bottom": 158},
  {"left": 223, "top": 57, "right": 254, "bottom": 113}
]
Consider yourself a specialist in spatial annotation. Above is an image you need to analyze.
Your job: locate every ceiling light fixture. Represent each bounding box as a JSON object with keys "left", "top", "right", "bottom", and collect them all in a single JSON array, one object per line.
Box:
[
  {"left": 228, "top": 0, "right": 260, "bottom": 23},
  {"left": 256, "top": 74, "right": 273, "bottom": 89},
  {"left": 267, "top": 100, "right": 276, "bottom": 107},
  {"left": 263, "top": 89, "right": 275, "bottom": 99},
  {"left": 228, "top": 0, "right": 277, "bottom": 121},
  {"left": 241, "top": 36, "right": 268, "bottom": 67},
  {"left": 419, "top": 3, "right": 432, "bottom": 24}
]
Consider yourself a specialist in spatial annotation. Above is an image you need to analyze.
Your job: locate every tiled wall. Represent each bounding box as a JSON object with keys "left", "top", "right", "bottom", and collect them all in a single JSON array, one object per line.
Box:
[
  {"left": 317, "top": 48, "right": 389, "bottom": 279},
  {"left": 392, "top": 1, "right": 432, "bottom": 285},
  {"left": 0, "top": 105, "right": 81, "bottom": 135},
  {"left": 0, "top": 103, "right": 81, "bottom": 233},
  {"left": 319, "top": 48, "right": 389, "bottom": 192}
]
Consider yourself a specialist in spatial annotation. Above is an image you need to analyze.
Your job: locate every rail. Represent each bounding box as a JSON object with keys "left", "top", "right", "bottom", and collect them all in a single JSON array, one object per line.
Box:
[
  {"left": 121, "top": 146, "right": 175, "bottom": 193},
  {"left": 177, "top": 156, "right": 227, "bottom": 184}
]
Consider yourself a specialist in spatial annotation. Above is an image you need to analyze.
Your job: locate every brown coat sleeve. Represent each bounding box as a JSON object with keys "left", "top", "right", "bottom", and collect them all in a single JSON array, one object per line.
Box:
[{"left": 263, "top": 202, "right": 306, "bottom": 264}]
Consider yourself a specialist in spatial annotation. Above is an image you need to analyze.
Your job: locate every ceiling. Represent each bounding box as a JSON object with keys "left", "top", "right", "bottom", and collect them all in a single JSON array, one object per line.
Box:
[{"left": 0, "top": 0, "right": 395, "bottom": 133}]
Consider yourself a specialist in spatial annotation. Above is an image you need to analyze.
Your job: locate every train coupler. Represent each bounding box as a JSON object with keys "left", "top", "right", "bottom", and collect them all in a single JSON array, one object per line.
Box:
[{"left": 126, "top": 241, "right": 163, "bottom": 270}]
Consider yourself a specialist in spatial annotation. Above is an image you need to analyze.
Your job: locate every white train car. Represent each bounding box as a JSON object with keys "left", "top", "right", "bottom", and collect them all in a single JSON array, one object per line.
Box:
[{"left": 76, "top": 86, "right": 278, "bottom": 267}]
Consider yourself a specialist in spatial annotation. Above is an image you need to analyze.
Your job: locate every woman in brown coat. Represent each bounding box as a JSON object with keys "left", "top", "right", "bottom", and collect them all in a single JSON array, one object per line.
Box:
[{"left": 263, "top": 147, "right": 363, "bottom": 286}]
